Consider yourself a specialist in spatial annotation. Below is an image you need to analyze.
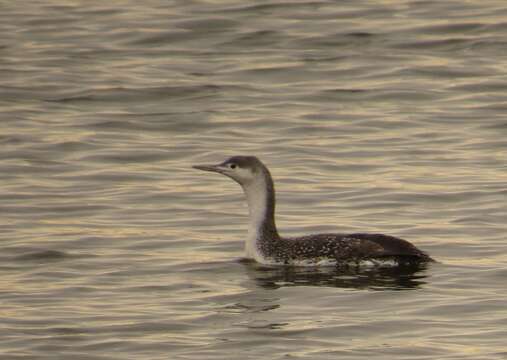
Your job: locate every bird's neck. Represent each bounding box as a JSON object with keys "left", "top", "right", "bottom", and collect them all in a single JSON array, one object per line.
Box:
[{"left": 242, "top": 172, "right": 280, "bottom": 260}]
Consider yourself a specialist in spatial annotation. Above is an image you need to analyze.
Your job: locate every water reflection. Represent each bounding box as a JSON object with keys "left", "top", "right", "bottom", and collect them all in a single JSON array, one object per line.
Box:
[{"left": 241, "top": 260, "right": 429, "bottom": 291}]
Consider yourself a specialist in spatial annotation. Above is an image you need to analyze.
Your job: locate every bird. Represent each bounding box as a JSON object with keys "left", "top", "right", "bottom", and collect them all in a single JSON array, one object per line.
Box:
[{"left": 193, "top": 156, "right": 433, "bottom": 267}]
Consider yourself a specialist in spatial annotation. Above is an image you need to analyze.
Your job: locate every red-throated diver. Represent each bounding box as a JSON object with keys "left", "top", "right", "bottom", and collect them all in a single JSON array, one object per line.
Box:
[{"left": 193, "top": 156, "right": 433, "bottom": 266}]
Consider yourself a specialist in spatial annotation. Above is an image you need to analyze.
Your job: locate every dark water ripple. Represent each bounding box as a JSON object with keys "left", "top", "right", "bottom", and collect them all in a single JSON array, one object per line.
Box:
[{"left": 1, "top": 0, "right": 507, "bottom": 359}]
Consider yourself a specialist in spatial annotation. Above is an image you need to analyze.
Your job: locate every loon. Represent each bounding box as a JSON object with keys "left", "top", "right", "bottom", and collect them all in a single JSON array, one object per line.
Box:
[{"left": 193, "top": 156, "right": 433, "bottom": 266}]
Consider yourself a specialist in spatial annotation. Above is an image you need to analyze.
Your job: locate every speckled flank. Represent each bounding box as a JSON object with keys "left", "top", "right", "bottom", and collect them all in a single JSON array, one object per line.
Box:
[
  {"left": 196, "top": 156, "right": 433, "bottom": 266},
  {"left": 262, "top": 233, "right": 432, "bottom": 266}
]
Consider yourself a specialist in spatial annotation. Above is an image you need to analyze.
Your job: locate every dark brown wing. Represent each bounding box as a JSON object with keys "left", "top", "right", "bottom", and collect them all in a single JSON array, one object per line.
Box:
[
  {"left": 347, "top": 233, "right": 433, "bottom": 262},
  {"left": 283, "top": 233, "right": 432, "bottom": 264}
]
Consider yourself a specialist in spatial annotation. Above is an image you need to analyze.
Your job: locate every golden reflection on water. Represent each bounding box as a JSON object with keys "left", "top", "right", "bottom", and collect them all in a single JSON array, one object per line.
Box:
[{"left": 2, "top": 0, "right": 507, "bottom": 359}]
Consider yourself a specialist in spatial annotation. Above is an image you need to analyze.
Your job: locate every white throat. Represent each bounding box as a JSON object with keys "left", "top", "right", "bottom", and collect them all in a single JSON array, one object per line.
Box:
[{"left": 242, "top": 177, "right": 269, "bottom": 261}]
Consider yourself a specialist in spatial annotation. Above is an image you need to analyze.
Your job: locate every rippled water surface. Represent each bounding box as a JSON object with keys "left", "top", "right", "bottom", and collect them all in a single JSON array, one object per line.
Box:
[{"left": 1, "top": 1, "right": 507, "bottom": 359}]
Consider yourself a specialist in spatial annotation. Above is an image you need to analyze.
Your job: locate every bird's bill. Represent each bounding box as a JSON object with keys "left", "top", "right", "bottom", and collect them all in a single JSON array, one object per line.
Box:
[{"left": 192, "top": 164, "right": 224, "bottom": 173}]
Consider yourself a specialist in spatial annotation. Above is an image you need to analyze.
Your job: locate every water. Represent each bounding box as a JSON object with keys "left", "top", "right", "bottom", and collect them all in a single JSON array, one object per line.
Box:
[{"left": 1, "top": 0, "right": 507, "bottom": 359}]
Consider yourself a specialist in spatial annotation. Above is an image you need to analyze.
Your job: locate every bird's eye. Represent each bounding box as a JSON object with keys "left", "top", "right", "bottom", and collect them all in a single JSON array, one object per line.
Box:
[{"left": 229, "top": 163, "right": 237, "bottom": 169}]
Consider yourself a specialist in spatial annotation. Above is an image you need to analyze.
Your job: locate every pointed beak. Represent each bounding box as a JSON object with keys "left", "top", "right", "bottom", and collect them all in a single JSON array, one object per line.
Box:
[{"left": 192, "top": 163, "right": 223, "bottom": 173}]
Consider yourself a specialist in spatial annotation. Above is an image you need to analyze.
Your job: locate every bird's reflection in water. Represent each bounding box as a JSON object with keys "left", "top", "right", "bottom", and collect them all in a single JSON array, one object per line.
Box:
[{"left": 240, "top": 259, "right": 429, "bottom": 290}]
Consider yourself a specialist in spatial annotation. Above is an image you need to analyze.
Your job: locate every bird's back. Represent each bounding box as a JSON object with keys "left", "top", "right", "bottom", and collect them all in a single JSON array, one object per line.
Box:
[{"left": 264, "top": 232, "right": 432, "bottom": 265}]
